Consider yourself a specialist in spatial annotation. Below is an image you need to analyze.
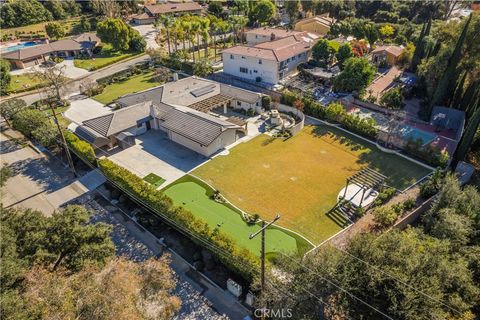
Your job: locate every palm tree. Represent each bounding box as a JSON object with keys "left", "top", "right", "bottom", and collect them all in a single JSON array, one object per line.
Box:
[
  {"left": 158, "top": 15, "right": 174, "bottom": 54},
  {"left": 199, "top": 17, "right": 210, "bottom": 59},
  {"left": 190, "top": 20, "right": 200, "bottom": 62},
  {"left": 218, "top": 20, "right": 229, "bottom": 49},
  {"left": 236, "top": 16, "right": 248, "bottom": 45},
  {"left": 209, "top": 16, "right": 220, "bottom": 60}
]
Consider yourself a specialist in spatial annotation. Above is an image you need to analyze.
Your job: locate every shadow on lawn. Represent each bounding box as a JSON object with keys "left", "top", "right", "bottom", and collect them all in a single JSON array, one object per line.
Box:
[{"left": 310, "top": 126, "right": 366, "bottom": 153}]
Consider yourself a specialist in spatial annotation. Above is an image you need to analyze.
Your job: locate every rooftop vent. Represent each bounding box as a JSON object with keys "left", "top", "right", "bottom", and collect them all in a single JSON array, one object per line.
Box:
[{"left": 191, "top": 84, "right": 216, "bottom": 97}]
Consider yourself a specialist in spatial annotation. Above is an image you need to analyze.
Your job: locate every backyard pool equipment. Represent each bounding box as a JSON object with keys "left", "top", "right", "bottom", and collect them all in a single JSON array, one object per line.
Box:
[{"left": 399, "top": 125, "right": 436, "bottom": 145}]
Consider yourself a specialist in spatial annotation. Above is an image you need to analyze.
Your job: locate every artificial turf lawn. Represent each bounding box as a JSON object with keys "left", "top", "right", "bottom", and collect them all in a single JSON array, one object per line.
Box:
[
  {"left": 163, "top": 175, "right": 313, "bottom": 257},
  {"left": 192, "top": 125, "right": 432, "bottom": 244},
  {"left": 92, "top": 71, "right": 160, "bottom": 104},
  {"left": 143, "top": 173, "right": 165, "bottom": 188}
]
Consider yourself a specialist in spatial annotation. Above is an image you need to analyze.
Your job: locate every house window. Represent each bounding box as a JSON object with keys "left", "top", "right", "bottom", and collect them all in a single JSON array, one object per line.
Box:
[
  {"left": 230, "top": 54, "right": 234, "bottom": 59},
  {"left": 240, "top": 67, "right": 248, "bottom": 73},
  {"left": 298, "top": 53, "right": 302, "bottom": 58},
  {"left": 256, "top": 102, "right": 259, "bottom": 106},
  {"left": 258, "top": 59, "right": 262, "bottom": 64},
  {"left": 292, "top": 56, "right": 296, "bottom": 61},
  {"left": 287, "top": 58, "right": 290, "bottom": 63},
  {"left": 254, "top": 70, "right": 258, "bottom": 73},
  {"left": 237, "top": 101, "right": 241, "bottom": 106},
  {"left": 241, "top": 56, "right": 246, "bottom": 59}
]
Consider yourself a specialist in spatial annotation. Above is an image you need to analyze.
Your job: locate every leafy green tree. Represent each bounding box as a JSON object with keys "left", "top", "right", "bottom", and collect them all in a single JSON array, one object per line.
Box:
[
  {"left": 312, "top": 39, "right": 336, "bottom": 66},
  {"left": 44, "top": 0, "right": 67, "bottom": 20},
  {"left": 61, "top": 0, "right": 81, "bottom": 17},
  {"left": 193, "top": 59, "right": 213, "bottom": 77},
  {"left": 300, "top": 0, "right": 315, "bottom": 15},
  {"left": 208, "top": 1, "right": 224, "bottom": 18},
  {"left": 0, "top": 59, "right": 11, "bottom": 96},
  {"left": 250, "top": 0, "right": 276, "bottom": 25},
  {"left": 0, "top": 0, "right": 52, "bottom": 29},
  {"left": 336, "top": 43, "right": 353, "bottom": 69},
  {"left": 363, "top": 23, "right": 379, "bottom": 48},
  {"left": 263, "top": 229, "right": 480, "bottom": 319},
  {"left": 380, "top": 87, "right": 404, "bottom": 109},
  {"left": 333, "top": 57, "right": 376, "bottom": 94},
  {"left": 411, "top": 18, "right": 431, "bottom": 71},
  {"left": 373, "top": 205, "right": 399, "bottom": 229},
  {"left": 80, "top": 16, "right": 91, "bottom": 32},
  {"left": 97, "top": 18, "right": 132, "bottom": 51},
  {"left": 285, "top": 0, "right": 300, "bottom": 24},
  {"left": 45, "top": 22, "right": 65, "bottom": 40},
  {"left": 11, "top": 109, "right": 50, "bottom": 138}
]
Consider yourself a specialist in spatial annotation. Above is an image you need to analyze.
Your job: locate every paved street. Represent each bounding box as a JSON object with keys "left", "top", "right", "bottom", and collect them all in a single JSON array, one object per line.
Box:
[
  {"left": 1, "top": 54, "right": 150, "bottom": 105},
  {"left": 0, "top": 129, "right": 104, "bottom": 215}
]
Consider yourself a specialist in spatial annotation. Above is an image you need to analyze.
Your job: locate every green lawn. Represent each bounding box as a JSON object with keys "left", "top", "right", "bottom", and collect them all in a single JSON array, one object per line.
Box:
[
  {"left": 192, "top": 125, "right": 432, "bottom": 244},
  {"left": 8, "top": 74, "right": 45, "bottom": 94},
  {"left": 74, "top": 44, "right": 142, "bottom": 71},
  {"left": 163, "top": 175, "right": 313, "bottom": 257},
  {"left": 3, "top": 17, "right": 82, "bottom": 38},
  {"left": 92, "top": 71, "right": 161, "bottom": 104},
  {"left": 143, "top": 173, "right": 165, "bottom": 188}
]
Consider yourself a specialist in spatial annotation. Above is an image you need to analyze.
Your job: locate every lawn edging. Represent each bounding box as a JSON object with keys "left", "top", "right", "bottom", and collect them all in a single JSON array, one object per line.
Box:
[{"left": 186, "top": 173, "right": 315, "bottom": 254}]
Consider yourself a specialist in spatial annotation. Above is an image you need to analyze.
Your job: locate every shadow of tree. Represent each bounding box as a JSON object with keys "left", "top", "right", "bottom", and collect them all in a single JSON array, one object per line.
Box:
[
  {"left": 8, "top": 157, "right": 72, "bottom": 194},
  {"left": 0, "top": 140, "right": 24, "bottom": 154},
  {"left": 261, "top": 136, "right": 276, "bottom": 146}
]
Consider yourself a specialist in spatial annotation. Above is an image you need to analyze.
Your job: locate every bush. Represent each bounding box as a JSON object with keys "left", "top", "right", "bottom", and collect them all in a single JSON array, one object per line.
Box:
[
  {"left": 374, "top": 187, "right": 397, "bottom": 206},
  {"left": 420, "top": 169, "right": 444, "bottom": 199},
  {"left": 402, "top": 198, "right": 416, "bottom": 211},
  {"left": 373, "top": 206, "right": 399, "bottom": 229},
  {"left": 98, "top": 159, "right": 259, "bottom": 280},
  {"left": 64, "top": 131, "right": 97, "bottom": 166}
]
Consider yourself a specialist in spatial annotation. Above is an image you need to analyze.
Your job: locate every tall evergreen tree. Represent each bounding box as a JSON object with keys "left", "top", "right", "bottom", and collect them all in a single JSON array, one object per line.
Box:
[
  {"left": 429, "top": 14, "right": 472, "bottom": 115},
  {"left": 411, "top": 18, "right": 430, "bottom": 71},
  {"left": 453, "top": 99, "right": 480, "bottom": 167},
  {"left": 451, "top": 71, "right": 467, "bottom": 109}
]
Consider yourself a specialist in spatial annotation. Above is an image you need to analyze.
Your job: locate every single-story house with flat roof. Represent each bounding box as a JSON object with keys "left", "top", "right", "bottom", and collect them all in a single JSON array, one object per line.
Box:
[
  {"left": 75, "top": 77, "right": 262, "bottom": 156},
  {"left": 2, "top": 33, "right": 100, "bottom": 69}
]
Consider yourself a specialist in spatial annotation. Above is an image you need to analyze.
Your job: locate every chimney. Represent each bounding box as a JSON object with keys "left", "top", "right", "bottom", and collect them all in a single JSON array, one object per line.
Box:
[{"left": 173, "top": 73, "right": 179, "bottom": 81}]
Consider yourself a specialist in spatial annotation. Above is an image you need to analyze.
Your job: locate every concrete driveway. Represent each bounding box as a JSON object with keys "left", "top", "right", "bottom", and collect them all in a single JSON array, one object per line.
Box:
[
  {"left": 132, "top": 24, "right": 160, "bottom": 50},
  {"left": 104, "top": 130, "right": 207, "bottom": 187},
  {"left": 64, "top": 96, "right": 111, "bottom": 124},
  {"left": 10, "top": 58, "right": 90, "bottom": 79}
]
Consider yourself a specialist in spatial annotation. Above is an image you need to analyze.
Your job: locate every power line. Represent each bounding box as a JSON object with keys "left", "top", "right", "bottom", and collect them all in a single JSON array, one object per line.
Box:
[{"left": 277, "top": 251, "right": 395, "bottom": 320}]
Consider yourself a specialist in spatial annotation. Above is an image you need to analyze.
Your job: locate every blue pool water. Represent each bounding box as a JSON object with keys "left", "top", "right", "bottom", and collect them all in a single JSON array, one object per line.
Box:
[
  {"left": 2, "top": 41, "right": 39, "bottom": 53},
  {"left": 399, "top": 125, "right": 436, "bottom": 145}
]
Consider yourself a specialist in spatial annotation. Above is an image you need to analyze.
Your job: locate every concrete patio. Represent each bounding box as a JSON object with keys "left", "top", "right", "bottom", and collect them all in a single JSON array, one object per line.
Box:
[{"left": 103, "top": 130, "right": 208, "bottom": 188}]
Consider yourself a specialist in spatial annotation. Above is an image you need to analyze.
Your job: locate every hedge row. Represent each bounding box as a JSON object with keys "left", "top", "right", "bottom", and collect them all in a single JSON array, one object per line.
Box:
[
  {"left": 64, "top": 131, "right": 97, "bottom": 166},
  {"left": 281, "top": 90, "right": 378, "bottom": 139},
  {"left": 97, "top": 158, "right": 259, "bottom": 280}
]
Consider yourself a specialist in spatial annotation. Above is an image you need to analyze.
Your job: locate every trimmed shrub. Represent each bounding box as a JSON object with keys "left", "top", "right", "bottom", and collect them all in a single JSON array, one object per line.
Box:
[
  {"left": 98, "top": 159, "right": 259, "bottom": 280},
  {"left": 373, "top": 206, "right": 399, "bottom": 229},
  {"left": 64, "top": 131, "right": 96, "bottom": 166}
]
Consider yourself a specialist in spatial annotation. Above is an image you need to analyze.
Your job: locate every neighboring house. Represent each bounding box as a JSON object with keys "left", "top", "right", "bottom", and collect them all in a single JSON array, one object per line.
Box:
[
  {"left": 75, "top": 77, "right": 262, "bottom": 157},
  {"left": 131, "top": 12, "right": 156, "bottom": 25},
  {"left": 144, "top": 2, "right": 203, "bottom": 17},
  {"left": 222, "top": 35, "right": 316, "bottom": 84},
  {"left": 371, "top": 45, "right": 404, "bottom": 67},
  {"left": 294, "top": 14, "right": 335, "bottom": 36},
  {"left": 245, "top": 28, "right": 304, "bottom": 45},
  {"left": 2, "top": 33, "right": 100, "bottom": 69}
]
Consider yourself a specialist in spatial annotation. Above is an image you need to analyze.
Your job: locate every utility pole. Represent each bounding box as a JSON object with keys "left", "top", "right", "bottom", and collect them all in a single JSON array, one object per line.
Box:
[
  {"left": 49, "top": 99, "right": 77, "bottom": 177},
  {"left": 249, "top": 214, "right": 281, "bottom": 319}
]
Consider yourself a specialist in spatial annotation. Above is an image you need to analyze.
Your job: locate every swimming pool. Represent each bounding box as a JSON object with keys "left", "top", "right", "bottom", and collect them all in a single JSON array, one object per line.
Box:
[
  {"left": 1, "top": 41, "right": 39, "bottom": 53},
  {"left": 399, "top": 125, "right": 436, "bottom": 145}
]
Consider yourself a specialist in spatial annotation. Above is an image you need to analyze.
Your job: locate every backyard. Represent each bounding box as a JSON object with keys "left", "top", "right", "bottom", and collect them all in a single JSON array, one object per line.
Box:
[
  {"left": 92, "top": 71, "right": 160, "bottom": 104},
  {"left": 74, "top": 44, "right": 142, "bottom": 71},
  {"left": 192, "top": 125, "right": 432, "bottom": 244},
  {"left": 7, "top": 74, "right": 44, "bottom": 94},
  {"left": 163, "top": 175, "right": 313, "bottom": 257}
]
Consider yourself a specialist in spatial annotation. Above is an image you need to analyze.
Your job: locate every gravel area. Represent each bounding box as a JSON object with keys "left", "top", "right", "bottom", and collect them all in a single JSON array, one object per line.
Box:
[{"left": 80, "top": 195, "right": 227, "bottom": 320}]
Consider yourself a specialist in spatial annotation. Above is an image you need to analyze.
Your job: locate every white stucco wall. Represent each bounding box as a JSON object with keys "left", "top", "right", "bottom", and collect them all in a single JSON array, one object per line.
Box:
[
  {"left": 168, "top": 129, "right": 238, "bottom": 157},
  {"left": 222, "top": 52, "right": 279, "bottom": 84}
]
